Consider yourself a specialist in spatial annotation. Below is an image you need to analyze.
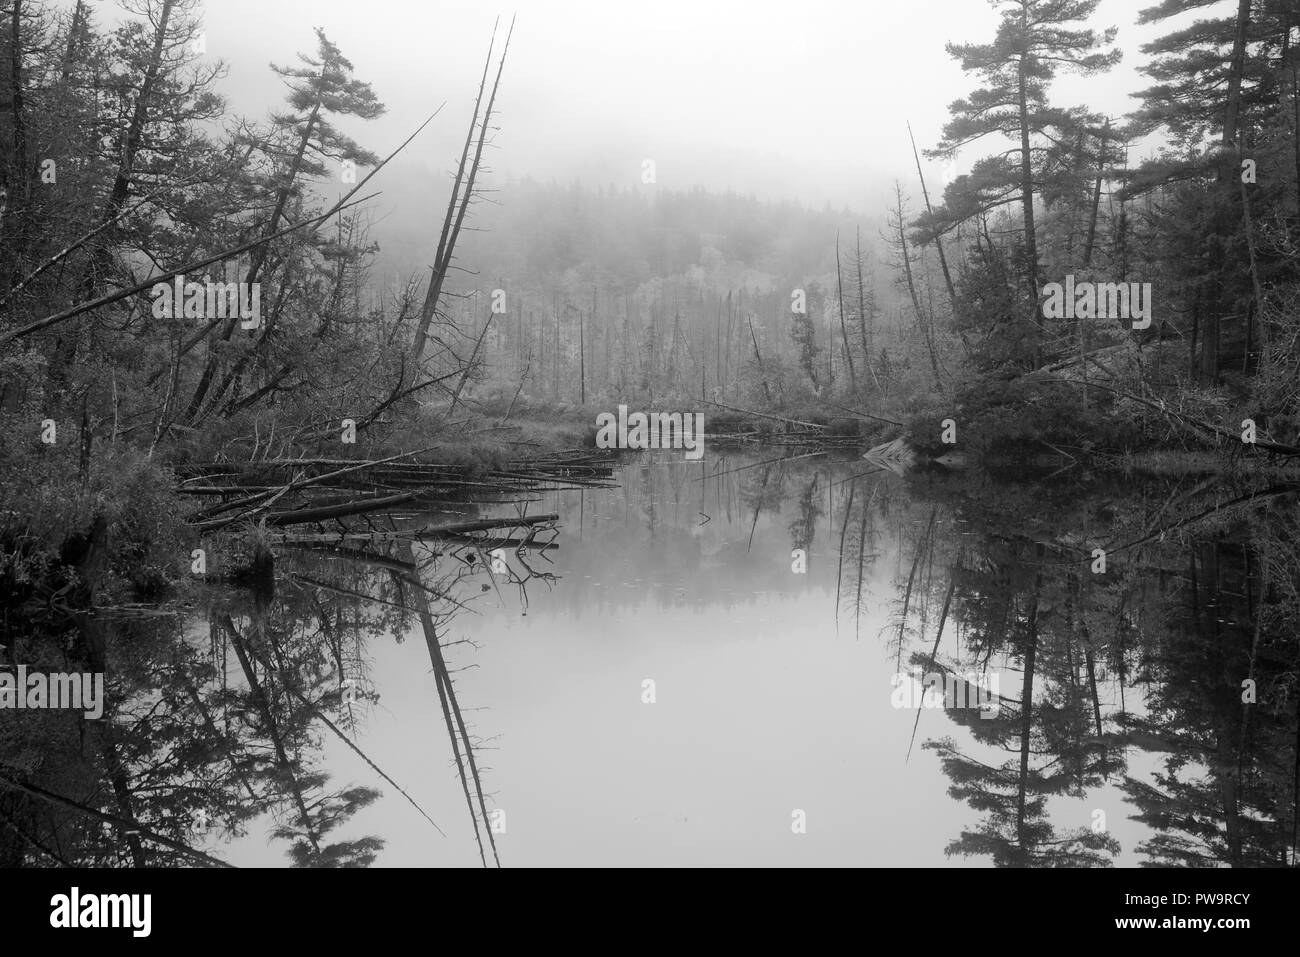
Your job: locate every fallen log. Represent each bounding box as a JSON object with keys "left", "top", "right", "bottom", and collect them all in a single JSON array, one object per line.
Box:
[
  {"left": 272, "top": 514, "right": 559, "bottom": 543},
  {"left": 816, "top": 399, "right": 906, "bottom": 428},
  {"left": 410, "top": 514, "right": 559, "bottom": 536},
  {"left": 417, "top": 535, "right": 559, "bottom": 550},
  {"left": 700, "top": 399, "right": 827, "bottom": 431},
  {"left": 199, "top": 489, "right": 429, "bottom": 530}
]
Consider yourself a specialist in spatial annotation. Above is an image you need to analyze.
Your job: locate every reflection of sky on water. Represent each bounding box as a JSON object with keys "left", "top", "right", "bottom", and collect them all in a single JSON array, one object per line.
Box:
[{"left": 219, "top": 454, "right": 1160, "bottom": 867}]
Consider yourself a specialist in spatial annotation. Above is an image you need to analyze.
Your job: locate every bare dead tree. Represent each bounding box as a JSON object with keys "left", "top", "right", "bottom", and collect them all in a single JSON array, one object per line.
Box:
[
  {"left": 408, "top": 18, "right": 515, "bottom": 381},
  {"left": 907, "top": 121, "right": 957, "bottom": 310},
  {"left": 886, "top": 182, "right": 946, "bottom": 390},
  {"left": 835, "top": 231, "right": 858, "bottom": 394}
]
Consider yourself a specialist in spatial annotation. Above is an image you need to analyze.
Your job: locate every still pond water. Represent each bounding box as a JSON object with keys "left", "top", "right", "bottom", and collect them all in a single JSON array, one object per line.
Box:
[
  {"left": 10, "top": 448, "right": 1296, "bottom": 868},
  {"left": 205, "top": 449, "right": 1298, "bottom": 867}
]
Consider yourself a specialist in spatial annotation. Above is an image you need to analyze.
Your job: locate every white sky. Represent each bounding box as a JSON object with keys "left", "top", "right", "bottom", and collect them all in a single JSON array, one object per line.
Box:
[{"left": 90, "top": 0, "right": 1185, "bottom": 212}]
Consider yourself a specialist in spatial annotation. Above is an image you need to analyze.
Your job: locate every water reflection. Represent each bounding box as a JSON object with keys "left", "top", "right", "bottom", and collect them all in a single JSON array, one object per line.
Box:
[{"left": 2, "top": 452, "right": 1297, "bottom": 867}]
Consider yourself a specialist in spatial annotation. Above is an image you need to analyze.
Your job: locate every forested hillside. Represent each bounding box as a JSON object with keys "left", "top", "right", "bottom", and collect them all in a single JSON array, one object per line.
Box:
[{"left": 381, "top": 178, "right": 912, "bottom": 409}]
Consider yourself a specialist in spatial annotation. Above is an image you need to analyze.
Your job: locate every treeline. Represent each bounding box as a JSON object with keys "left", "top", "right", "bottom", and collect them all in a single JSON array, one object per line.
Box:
[
  {"left": 398, "top": 178, "right": 865, "bottom": 285},
  {"left": 900, "top": 0, "right": 1300, "bottom": 457},
  {"left": 380, "top": 176, "right": 958, "bottom": 414}
]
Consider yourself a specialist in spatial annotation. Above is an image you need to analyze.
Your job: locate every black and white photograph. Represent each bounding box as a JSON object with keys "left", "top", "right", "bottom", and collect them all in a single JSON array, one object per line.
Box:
[{"left": 0, "top": 0, "right": 1294, "bottom": 934}]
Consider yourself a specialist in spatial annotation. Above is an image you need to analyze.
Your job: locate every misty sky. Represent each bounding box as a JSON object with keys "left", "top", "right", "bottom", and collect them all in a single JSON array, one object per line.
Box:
[{"left": 97, "top": 0, "right": 1177, "bottom": 212}]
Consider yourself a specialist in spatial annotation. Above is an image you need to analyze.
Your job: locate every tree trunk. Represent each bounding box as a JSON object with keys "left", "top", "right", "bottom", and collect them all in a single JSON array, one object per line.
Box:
[
  {"left": 1016, "top": 556, "right": 1043, "bottom": 863},
  {"left": 105, "top": 0, "right": 176, "bottom": 222},
  {"left": 855, "top": 228, "right": 881, "bottom": 389},
  {"left": 1017, "top": 4, "right": 1040, "bottom": 307},
  {"left": 835, "top": 232, "right": 857, "bottom": 393},
  {"left": 907, "top": 121, "right": 957, "bottom": 308},
  {"left": 1290, "top": 20, "right": 1300, "bottom": 212},
  {"left": 1223, "top": 0, "right": 1252, "bottom": 148},
  {"left": 1083, "top": 119, "right": 1109, "bottom": 268},
  {"left": 895, "top": 190, "right": 943, "bottom": 387},
  {"left": 408, "top": 25, "right": 512, "bottom": 371},
  {"left": 747, "top": 312, "right": 772, "bottom": 404}
]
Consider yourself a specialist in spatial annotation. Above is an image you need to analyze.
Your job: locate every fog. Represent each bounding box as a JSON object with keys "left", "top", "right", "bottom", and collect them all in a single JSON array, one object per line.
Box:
[{"left": 97, "top": 0, "right": 1172, "bottom": 213}]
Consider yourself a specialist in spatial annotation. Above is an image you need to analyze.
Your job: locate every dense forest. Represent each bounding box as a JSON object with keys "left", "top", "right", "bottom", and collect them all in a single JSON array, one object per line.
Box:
[{"left": 1, "top": 0, "right": 1299, "bottom": 871}]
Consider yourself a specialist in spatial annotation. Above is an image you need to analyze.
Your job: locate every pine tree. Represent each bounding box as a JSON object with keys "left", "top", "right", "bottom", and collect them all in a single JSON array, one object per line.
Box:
[
  {"left": 185, "top": 27, "right": 385, "bottom": 420},
  {"left": 923, "top": 0, "right": 1120, "bottom": 307}
]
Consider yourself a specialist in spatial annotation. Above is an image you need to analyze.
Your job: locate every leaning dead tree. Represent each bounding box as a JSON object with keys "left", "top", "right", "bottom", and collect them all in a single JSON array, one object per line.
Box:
[
  {"left": 279, "top": 506, "right": 564, "bottom": 867},
  {"left": 835, "top": 232, "right": 858, "bottom": 395},
  {"left": 885, "top": 182, "right": 947, "bottom": 391},
  {"left": 406, "top": 17, "right": 516, "bottom": 404}
]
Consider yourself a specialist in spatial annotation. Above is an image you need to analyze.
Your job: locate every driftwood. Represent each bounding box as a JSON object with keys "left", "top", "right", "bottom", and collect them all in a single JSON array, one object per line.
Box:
[
  {"left": 429, "top": 535, "right": 558, "bottom": 550},
  {"left": 410, "top": 514, "right": 558, "bottom": 536},
  {"left": 185, "top": 450, "right": 615, "bottom": 531},
  {"left": 259, "top": 490, "right": 431, "bottom": 527},
  {"left": 274, "top": 514, "right": 559, "bottom": 544},
  {"left": 701, "top": 398, "right": 826, "bottom": 431},
  {"left": 817, "top": 398, "right": 906, "bottom": 427},
  {"left": 192, "top": 445, "right": 444, "bottom": 521}
]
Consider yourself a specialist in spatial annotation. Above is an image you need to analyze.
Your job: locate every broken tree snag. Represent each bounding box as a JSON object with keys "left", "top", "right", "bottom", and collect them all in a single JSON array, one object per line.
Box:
[
  {"left": 408, "top": 18, "right": 515, "bottom": 377},
  {"left": 701, "top": 398, "right": 826, "bottom": 431},
  {"left": 745, "top": 312, "right": 773, "bottom": 404}
]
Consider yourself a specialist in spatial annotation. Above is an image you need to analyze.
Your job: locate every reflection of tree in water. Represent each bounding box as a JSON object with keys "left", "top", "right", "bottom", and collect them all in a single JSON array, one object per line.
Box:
[
  {"left": 20, "top": 461, "right": 1289, "bottom": 868},
  {"left": 922, "top": 541, "right": 1122, "bottom": 867},
  {"left": 871, "top": 473, "right": 1300, "bottom": 867},
  {"left": 1, "top": 509, "right": 562, "bottom": 868},
  {"left": 542, "top": 451, "right": 852, "bottom": 616},
  {"left": 211, "top": 586, "right": 387, "bottom": 868},
  {"left": 834, "top": 474, "right": 909, "bottom": 639},
  {"left": 2, "top": 517, "right": 249, "bottom": 867},
  {"left": 1120, "top": 519, "right": 1300, "bottom": 867},
  {"left": 787, "top": 474, "right": 823, "bottom": 556},
  {"left": 740, "top": 461, "right": 789, "bottom": 550}
]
